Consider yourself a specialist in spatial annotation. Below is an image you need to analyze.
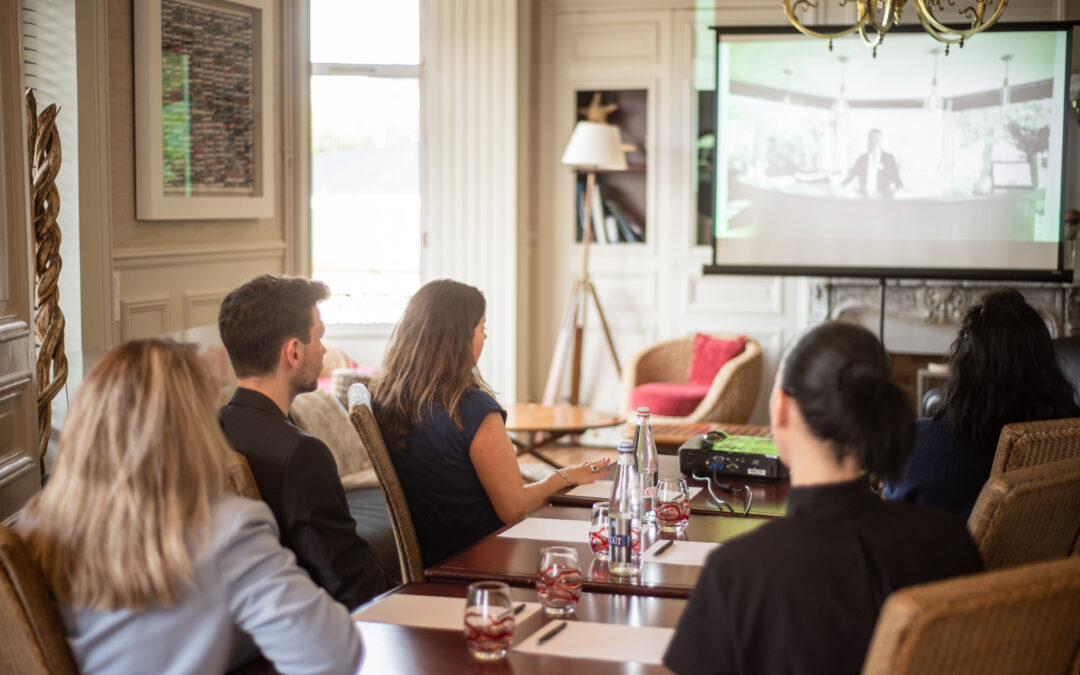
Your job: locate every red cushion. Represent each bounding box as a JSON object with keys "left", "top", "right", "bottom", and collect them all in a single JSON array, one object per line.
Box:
[
  {"left": 630, "top": 382, "right": 711, "bottom": 417},
  {"left": 687, "top": 334, "right": 746, "bottom": 386}
]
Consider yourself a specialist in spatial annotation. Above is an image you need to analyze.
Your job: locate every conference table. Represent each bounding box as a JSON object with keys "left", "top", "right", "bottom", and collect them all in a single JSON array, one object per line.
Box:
[
  {"left": 351, "top": 582, "right": 685, "bottom": 674},
  {"left": 425, "top": 503, "right": 766, "bottom": 598}
]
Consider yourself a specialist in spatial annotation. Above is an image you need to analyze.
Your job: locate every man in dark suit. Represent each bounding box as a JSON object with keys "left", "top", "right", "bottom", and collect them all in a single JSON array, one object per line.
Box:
[
  {"left": 843, "top": 128, "right": 903, "bottom": 198},
  {"left": 218, "top": 275, "right": 390, "bottom": 610}
]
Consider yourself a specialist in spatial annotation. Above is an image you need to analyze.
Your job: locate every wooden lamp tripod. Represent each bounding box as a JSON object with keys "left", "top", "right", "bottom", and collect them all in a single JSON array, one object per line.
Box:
[{"left": 542, "top": 121, "right": 628, "bottom": 406}]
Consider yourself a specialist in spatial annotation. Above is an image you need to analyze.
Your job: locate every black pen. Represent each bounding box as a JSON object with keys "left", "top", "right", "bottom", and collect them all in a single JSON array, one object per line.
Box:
[
  {"left": 513, "top": 603, "right": 527, "bottom": 615},
  {"left": 654, "top": 540, "right": 674, "bottom": 557},
  {"left": 537, "top": 621, "right": 568, "bottom": 646}
]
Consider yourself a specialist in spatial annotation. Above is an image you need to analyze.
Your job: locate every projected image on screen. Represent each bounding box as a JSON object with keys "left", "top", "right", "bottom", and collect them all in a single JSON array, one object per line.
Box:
[{"left": 714, "top": 29, "right": 1069, "bottom": 275}]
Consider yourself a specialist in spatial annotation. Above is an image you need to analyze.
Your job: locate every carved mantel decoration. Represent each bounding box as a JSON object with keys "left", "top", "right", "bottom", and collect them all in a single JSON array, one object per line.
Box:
[
  {"left": 26, "top": 89, "right": 68, "bottom": 474},
  {"left": 809, "top": 279, "right": 1078, "bottom": 341}
]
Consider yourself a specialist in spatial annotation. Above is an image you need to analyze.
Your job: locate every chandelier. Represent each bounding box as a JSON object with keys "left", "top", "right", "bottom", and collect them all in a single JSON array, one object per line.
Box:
[{"left": 782, "top": 0, "right": 1008, "bottom": 56}]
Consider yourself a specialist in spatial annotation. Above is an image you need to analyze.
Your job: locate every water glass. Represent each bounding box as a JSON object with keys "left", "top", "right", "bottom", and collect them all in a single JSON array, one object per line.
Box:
[
  {"left": 535, "top": 546, "right": 583, "bottom": 615},
  {"left": 587, "top": 501, "right": 610, "bottom": 561},
  {"left": 656, "top": 478, "right": 691, "bottom": 532},
  {"left": 463, "top": 581, "right": 515, "bottom": 660}
]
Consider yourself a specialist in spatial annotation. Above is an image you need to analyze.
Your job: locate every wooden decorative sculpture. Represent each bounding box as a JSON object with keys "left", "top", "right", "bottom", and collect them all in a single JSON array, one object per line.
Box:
[{"left": 26, "top": 89, "right": 68, "bottom": 474}]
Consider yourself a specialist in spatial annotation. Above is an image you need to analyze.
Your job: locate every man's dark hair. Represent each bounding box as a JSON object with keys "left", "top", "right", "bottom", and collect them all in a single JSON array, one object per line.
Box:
[{"left": 218, "top": 275, "right": 330, "bottom": 378}]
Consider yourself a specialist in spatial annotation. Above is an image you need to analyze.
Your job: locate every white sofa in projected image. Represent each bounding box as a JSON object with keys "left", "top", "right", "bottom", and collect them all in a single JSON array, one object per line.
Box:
[{"left": 730, "top": 177, "right": 1042, "bottom": 242}]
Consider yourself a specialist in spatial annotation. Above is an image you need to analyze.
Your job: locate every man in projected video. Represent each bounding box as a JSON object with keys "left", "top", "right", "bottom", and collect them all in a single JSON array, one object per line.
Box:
[{"left": 843, "top": 128, "right": 903, "bottom": 198}]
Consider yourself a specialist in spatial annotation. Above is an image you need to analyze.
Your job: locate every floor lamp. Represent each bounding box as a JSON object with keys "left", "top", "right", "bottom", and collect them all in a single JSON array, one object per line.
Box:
[{"left": 542, "top": 121, "right": 628, "bottom": 406}]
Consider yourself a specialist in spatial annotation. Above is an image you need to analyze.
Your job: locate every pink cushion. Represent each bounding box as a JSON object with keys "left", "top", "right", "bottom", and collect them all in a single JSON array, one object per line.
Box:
[
  {"left": 630, "top": 382, "right": 711, "bottom": 417},
  {"left": 687, "top": 334, "right": 746, "bottom": 386}
]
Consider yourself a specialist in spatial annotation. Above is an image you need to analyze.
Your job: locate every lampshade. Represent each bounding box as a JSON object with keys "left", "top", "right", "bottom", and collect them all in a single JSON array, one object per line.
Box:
[{"left": 561, "top": 121, "right": 628, "bottom": 171}]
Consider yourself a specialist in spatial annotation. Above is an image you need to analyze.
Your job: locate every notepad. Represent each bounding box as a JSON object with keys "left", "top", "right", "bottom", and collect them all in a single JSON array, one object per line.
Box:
[
  {"left": 566, "top": 481, "right": 702, "bottom": 501},
  {"left": 514, "top": 620, "right": 675, "bottom": 665},
  {"left": 352, "top": 594, "right": 542, "bottom": 630},
  {"left": 642, "top": 540, "right": 721, "bottom": 567},
  {"left": 498, "top": 517, "right": 591, "bottom": 542}
]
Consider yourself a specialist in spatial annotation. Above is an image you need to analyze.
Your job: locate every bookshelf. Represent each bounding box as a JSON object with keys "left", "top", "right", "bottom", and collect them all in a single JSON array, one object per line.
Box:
[{"left": 574, "top": 89, "right": 647, "bottom": 244}]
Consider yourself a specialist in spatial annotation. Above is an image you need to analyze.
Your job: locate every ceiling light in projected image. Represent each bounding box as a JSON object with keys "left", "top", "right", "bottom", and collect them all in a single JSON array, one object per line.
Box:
[{"left": 782, "top": 0, "right": 1007, "bottom": 55}]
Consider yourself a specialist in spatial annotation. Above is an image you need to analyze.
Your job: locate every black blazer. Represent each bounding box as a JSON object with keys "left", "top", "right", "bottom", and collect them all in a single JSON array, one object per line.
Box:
[
  {"left": 219, "top": 387, "right": 391, "bottom": 610},
  {"left": 844, "top": 150, "right": 903, "bottom": 197}
]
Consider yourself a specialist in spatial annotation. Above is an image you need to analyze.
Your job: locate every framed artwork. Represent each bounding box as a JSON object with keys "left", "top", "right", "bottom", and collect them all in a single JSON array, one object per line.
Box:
[{"left": 134, "top": 0, "right": 274, "bottom": 220}]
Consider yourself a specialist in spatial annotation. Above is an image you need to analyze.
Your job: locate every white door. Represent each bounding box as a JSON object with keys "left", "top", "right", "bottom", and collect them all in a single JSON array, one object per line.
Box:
[{"left": 0, "top": 2, "right": 41, "bottom": 524}]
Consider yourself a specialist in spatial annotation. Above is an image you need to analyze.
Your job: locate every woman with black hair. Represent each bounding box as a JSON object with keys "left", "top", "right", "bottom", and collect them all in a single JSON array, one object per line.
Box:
[
  {"left": 663, "top": 322, "right": 981, "bottom": 675},
  {"left": 884, "top": 289, "right": 1080, "bottom": 520}
]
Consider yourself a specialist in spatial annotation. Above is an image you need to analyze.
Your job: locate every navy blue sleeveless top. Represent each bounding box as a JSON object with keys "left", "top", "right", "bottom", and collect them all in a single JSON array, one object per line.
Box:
[{"left": 389, "top": 389, "right": 507, "bottom": 567}]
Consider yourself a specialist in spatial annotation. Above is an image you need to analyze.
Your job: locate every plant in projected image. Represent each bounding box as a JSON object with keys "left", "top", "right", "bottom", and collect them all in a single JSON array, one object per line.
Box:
[{"left": 1004, "top": 111, "right": 1051, "bottom": 189}]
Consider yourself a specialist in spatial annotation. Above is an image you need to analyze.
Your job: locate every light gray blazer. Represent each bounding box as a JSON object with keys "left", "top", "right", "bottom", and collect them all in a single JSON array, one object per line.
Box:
[{"left": 60, "top": 495, "right": 363, "bottom": 675}]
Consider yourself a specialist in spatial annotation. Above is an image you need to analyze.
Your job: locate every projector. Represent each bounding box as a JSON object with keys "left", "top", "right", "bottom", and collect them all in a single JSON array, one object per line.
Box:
[{"left": 677, "top": 431, "right": 788, "bottom": 481}]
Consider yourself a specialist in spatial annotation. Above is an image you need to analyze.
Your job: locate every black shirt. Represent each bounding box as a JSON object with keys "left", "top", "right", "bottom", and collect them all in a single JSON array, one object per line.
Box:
[
  {"left": 219, "top": 387, "right": 391, "bottom": 610},
  {"left": 389, "top": 389, "right": 506, "bottom": 567},
  {"left": 663, "top": 477, "right": 982, "bottom": 675}
]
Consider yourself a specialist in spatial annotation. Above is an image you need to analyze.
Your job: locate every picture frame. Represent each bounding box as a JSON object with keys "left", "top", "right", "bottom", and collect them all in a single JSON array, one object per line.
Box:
[{"left": 134, "top": 0, "right": 274, "bottom": 220}]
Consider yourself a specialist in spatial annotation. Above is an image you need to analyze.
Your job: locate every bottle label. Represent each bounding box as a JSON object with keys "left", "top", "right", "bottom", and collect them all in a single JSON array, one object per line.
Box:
[{"left": 609, "top": 533, "right": 631, "bottom": 548}]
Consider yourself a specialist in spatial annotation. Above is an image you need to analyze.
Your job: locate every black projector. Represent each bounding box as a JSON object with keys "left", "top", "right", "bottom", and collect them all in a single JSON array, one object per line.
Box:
[{"left": 677, "top": 431, "right": 788, "bottom": 481}]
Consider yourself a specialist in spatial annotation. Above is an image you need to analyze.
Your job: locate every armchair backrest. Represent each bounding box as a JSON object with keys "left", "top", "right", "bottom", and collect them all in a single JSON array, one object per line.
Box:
[
  {"left": 0, "top": 525, "right": 79, "bottom": 675},
  {"left": 861, "top": 557, "right": 1080, "bottom": 675},
  {"left": 991, "top": 417, "right": 1080, "bottom": 475},
  {"left": 347, "top": 383, "right": 425, "bottom": 584},
  {"left": 967, "top": 456, "right": 1080, "bottom": 570}
]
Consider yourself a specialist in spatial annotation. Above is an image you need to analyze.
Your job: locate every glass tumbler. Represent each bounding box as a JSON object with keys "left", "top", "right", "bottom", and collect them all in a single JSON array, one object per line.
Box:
[
  {"left": 535, "top": 545, "right": 583, "bottom": 615},
  {"left": 463, "top": 581, "right": 515, "bottom": 660},
  {"left": 587, "top": 501, "right": 610, "bottom": 561},
  {"left": 656, "top": 478, "right": 691, "bottom": 532}
]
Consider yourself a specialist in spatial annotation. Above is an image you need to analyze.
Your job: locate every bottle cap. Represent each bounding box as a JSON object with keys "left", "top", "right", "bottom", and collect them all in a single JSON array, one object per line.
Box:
[
  {"left": 636, "top": 407, "right": 651, "bottom": 415},
  {"left": 618, "top": 440, "right": 634, "bottom": 452}
]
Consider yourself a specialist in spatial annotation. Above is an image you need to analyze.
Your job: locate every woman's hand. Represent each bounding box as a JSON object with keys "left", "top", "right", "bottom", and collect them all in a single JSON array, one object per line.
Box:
[{"left": 561, "top": 457, "right": 615, "bottom": 486}]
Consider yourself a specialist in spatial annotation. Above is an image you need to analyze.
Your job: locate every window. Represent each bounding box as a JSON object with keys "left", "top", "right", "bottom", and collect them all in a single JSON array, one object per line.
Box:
[{"left": 309, "top": 0, "right": 421, "bottom": 324}]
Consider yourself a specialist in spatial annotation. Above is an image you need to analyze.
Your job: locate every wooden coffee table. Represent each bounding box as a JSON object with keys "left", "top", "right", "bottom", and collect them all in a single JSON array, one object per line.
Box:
[
  {"left": 621, "top": 421, "right": 771, "bottom": 454},
  {"left": 505, "top": 403, "right": 624, "bottom": 468}
]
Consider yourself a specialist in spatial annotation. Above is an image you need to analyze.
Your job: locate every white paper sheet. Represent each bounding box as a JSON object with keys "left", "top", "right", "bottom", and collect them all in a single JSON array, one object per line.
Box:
[
  {"left": 566, "top": 480, "right": 702, "bottom": 501},
  {"left": 642, "top": 540, "right": 721, "bottom": 567},
  {"left": 352, "top": 594, "right": 542, "bottom": 630},
  {"left": 514, "top": 620, "right": 675, "bottom": 665},
  {"left": 497, "top": 517, "right": 591, "bottom": 542}
]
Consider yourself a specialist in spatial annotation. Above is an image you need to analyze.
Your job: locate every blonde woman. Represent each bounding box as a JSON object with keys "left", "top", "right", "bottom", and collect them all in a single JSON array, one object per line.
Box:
[
  {"left": 371, "top": 279, "right": 613, "bottom": 567},
  {"left": 19, "top": 340, "right": 362, "bottom": 675}
]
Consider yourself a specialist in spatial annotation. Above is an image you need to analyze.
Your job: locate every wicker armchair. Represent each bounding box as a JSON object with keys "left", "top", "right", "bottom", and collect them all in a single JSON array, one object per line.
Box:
[
  {"left": 0, "top": 526, "right": 78, "bottom": 675},
  {"left": 991, "top": 417, "right": 1080, "bottom": 475},
  {"left": 967, "top": 456, "right": 1080, "bottom": 570},
  {"left": 861, "top": 556, "right": 1080, "bottom": 675},
  {"left": 347, "top": 383, "right": 425, "bottom": 584},
  {"left": 620, "top": 334, "right": 762, "bottom": 424},
  {"left": 224, "top": 451, "right": 261, "bottom": 500}
]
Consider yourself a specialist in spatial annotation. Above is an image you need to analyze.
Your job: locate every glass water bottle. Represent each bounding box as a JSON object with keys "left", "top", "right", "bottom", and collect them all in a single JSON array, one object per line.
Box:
[
  {"left": 634, "top": 407, "right": 659, "bottom": 525},
  {"left": 608, "top": 440, "right": 642, "bottom": 576}
]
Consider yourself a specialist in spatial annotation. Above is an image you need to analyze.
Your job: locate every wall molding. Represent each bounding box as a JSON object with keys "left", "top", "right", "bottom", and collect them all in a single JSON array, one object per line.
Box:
[{"left": 113, "top": 241, "right": 288, "bottom": 269}]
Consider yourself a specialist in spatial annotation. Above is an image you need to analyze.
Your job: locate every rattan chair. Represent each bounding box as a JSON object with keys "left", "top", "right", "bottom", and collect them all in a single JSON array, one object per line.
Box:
[
  {"left": 224, "top": 450, "right": 261, "bottom": 500},
  {"left": 861, "top": 556, "right": 1080, "bottom": 675},
  {"left": 347, "top": 383, "right": 425, "bottom": 584},
  {"left": 967, "top": 456, "right": 1080, "bottom": 570},
  {"left": 0, "top": 525, "right": 79, "bottom": 675},
  {"left": 619, "top": 334, "right": 762, "bottom": 424},
  {"left": 991, "top": 417, "right": 1080, "bottom": 475}
]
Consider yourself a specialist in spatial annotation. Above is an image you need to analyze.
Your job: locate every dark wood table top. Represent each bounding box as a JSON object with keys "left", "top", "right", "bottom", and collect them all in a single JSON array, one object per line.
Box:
[
  {"left": 426, "top": 504, "right": 766, "bottom": 598},
  {"left": 621, "top": 421, "right": 772, "bottom": 453},
  {"left": 549, "top": 454, "right": 790, "bottom": 519},
  {"left": 353, "top": 583, "right": 683, "bottom": 674},
  {"left": 507, "top": 403, "right": 624, "bottom": 434}
]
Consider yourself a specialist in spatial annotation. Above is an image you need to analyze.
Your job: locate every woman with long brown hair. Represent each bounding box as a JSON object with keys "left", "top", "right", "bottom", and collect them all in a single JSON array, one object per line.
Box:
[
  {"left": 371, "top": 279, "right": 612, "bottom": 566},
  {"left": 19, "top": 339, "right": 361, "bottom": 674}
]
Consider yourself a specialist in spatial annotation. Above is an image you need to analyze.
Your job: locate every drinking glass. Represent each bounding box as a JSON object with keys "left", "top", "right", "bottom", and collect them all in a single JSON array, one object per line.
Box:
[
  {"left": 463, "top": 581, "right": 515, "bottom": 660},
  {"left": 656, "top": 478, "right": 691, "bottom": 532},
  {"left": 587, "top": 501, "right": 610, "bottom": 561},
  {"left": 535, "top": 546, "right": 583, "bottom": 615}
]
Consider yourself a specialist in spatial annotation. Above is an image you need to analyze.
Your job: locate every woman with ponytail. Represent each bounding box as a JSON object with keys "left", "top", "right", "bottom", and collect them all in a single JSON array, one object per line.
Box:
[
  {"left": 884, "top": 289, "right": 1080, "bottom": 519},
  {"left": 664, "top": 322, "right": 982, "bottom": 675}
]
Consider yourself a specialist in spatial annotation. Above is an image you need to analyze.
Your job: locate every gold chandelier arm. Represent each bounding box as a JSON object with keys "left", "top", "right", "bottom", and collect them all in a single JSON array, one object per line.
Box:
[
  {"left": 914, "top": 0, "right": 1008, "bottom": 40},
  {"left": 858, "top": 0, "right": 897, "bottom": 48},
  {"left": 783, "top": 0, "right": 870, "bottom": 40}
]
